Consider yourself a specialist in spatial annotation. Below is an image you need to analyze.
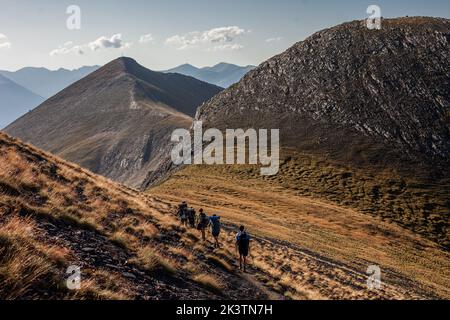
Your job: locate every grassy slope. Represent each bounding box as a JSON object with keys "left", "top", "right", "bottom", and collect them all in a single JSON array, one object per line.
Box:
[
  {"left": 271, "top": 150, "right": 449, "bottom": 248},
  {"left": 150, "top": 159, "right": 450, "bottom": 299},
  {"left": 2, "top": 132, "right": 446, "bottom": 300},
  {"left": 0, "top": 132, "right": 271, "bottom": 300}
]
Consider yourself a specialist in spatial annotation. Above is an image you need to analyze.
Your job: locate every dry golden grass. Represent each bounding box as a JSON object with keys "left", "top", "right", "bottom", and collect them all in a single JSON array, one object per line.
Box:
[
  {"left": 0, "top": 132, "right": 190, "bottom": 299},
  {"left": 192, "top": 274, "right": 224, "bottom": 293},
  {"left": 1, "top": 131, "right": 448, "bottom": 300},
  {"left": 151, "top": 163, "right": 450, "bottom": 299},
  {"left": 168, "top": 246, "right": 192, "bottom": 260},
  {"left": 133, "top": 221, "right": 160, "bottom": 240},
  {"left": 109, "top": 231, "right": 135, "bottom": 250},
  {"left": 0, "top": 217, "right": 64, "bottom": 299},
  {"left": 130, "top": 247, "right": 176, "bottom": 275},
  {"left": 205, "top": 254, "right": 234, "bottom": 273},
  {"left": 183, "top": 262, "right": 201, "bottom": 274}
]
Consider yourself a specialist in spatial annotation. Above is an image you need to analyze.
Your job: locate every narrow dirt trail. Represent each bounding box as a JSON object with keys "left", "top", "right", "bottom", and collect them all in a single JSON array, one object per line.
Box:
[
  {"left": 149, "top": 196, "right": 438, "bottom": 300},
  {"left": 17, "top": 206, "right": 276, "bottom": 300},
  {"left": 220, "top": 221, "right": 438, "bottom": 300}
]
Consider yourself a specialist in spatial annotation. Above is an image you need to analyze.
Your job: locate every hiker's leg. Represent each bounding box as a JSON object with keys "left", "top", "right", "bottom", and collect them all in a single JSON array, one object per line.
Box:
[
  {"left": 239, "top": 255, "right": 243, "bottom": 270},
  {"left": 243, "top": 256, "right": 247, "bottom": 272}
]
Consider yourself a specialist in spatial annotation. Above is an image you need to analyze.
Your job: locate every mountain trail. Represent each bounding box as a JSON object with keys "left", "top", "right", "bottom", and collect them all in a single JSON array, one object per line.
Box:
[{"left": 151, "top": 198, "right": 437, "bottom": 300}]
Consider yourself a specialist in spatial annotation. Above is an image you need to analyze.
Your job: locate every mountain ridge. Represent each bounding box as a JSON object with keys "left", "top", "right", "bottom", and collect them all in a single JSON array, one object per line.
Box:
[
  {"left": 0, "top": 74, "right": 44, "bottom": 129},
  {"left": 5, "top": 57, "right": 222, "bottom": 187},
  {"left": 197, "top": 17, "right": 450, "bottom": 169},
  {"left": 164, "top": 62, "right": 256, "bottom": 88},
  {"left": 0, "top": 65, "right": 100, "bottom": 98}
]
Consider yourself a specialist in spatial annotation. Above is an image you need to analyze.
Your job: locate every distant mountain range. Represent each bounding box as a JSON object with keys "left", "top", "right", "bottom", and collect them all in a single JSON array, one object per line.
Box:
[
  {"left": 0, "top": 66, "right": 99, "bottom": 128},
  {"left": 0, "top": 62, "right": 252, "bottom": 129},
  {"left": 0, "top": 65, "right": 100, "bottom": 99},
  {"left": 5, "top": 57, "right": 222, "bottom": 187},
  {"left": 164, "top": 62, "right": 256, "bottom": 88},
  {"left": 0, "top": 74, "right": 44, "bottom": 129}
]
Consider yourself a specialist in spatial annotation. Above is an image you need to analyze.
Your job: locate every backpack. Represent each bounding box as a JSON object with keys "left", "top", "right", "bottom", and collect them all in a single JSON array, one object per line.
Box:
[
  {"left": 198, "top": 213, "right": 208, "bottom": 229},
  {"left": 237, "top": 232, "right": 250, "bottom": 251},
  {"left": 210, "top": 216, "right": 221, "bottom": 233}
]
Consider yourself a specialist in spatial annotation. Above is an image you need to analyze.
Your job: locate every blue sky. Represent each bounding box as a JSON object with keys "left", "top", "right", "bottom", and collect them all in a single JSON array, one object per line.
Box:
[{"left": 0, "top": 0, "right": 449, "bottom": 71}]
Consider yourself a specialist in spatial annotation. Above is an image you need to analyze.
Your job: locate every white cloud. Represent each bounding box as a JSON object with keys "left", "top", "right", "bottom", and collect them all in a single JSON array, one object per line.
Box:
[
  {"left": 265, "top": 37, "right": 283, "bottom": 43},
  {"left": 0, "top": 42, "right": 11, "bottom": 49},
  {"left": 0, "top": 33, "right": 11, "bottom": 49},
  {"left": 208, "top": 43, "right": 244, "bottom": 51},
  {"left": 139, "top": 33, "right": 154, "bottom": 44},
  {"left": 166, "top": 26, "right": 248, "bottom": 50},
  {"left": 165, "top": 32, "right": 201, "bottom": 50},
  {"left": 203, "top": 26, "right": 246, "bottom": 43},
  {"left": 89, "top": 34, "right": 129, "bottom": 50},
  {"left": 50, "top": 34, "right": 131, "bottom": 56},
  {"left": 50, "top": 42, "right": 84, "bottom": 56}
]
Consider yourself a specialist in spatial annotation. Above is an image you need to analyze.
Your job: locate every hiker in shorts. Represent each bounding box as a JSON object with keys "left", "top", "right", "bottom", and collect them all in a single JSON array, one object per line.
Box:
[
  {"left": 188, "top": 207, "right": 196, "bottom": 228},
  {"left": 235, "top": 226, "right": 251, "bottom": 272},
  {"left": 209, "top": 214, "right": 221, "bottom": 248},
  {"left": 197, "top": 209, "right": 209, "bottom": 241}
]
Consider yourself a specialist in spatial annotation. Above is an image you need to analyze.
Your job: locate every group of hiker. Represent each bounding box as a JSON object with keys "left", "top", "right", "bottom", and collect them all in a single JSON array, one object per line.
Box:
[{"left": 177, "top": 201, "right": 251, "bottom": 272}]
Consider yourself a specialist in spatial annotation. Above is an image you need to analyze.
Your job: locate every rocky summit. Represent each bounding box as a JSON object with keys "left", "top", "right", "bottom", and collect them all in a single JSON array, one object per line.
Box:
[{"left": 197, "top": 17, "right": 450, "bottom": 170}]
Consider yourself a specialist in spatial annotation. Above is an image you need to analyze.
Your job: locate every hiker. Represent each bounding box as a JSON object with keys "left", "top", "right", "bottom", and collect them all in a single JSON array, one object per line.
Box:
[
  {"left": 235, "top": 226, "right": 251, "bottom": 272},
  {"left": 209, "top": 214, "right": 221, "bottom": 248},
  {"left": 178, "top": 201, "right": 188, "bottom": 227},
  {"left": 197, "top": 209, "right": 209, "bottom": 241},
  {"left": 188, "top": 207, "right": 196, "bottom": 228},
  {"left": 177, "top": 201, "right": 187, "bottom": 217}
]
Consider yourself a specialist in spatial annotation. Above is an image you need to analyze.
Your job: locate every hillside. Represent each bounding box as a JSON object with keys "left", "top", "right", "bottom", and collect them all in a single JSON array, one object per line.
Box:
[
  {"left": 151, "top": 164, "right": 450, "bottom": 299},
  {"left": 0, "top": 66, "right": 99, "bottom": 99},
  {"left": 1, "top": 132, "right": 447, "bottom": 300},
  {"left": 188, "top": 17, "right": 450, "bottom": 248},
  {"left": 0, "top": 132, "right": 281, "bottom": 300},
  {"left": 164, "top": 63, "right": 255, "bottom": 88},
  {"left": 5, "top": 57, "right": 222, "bottom": 187},
  {"left": 0, "top": 74, "right": 44, "bottom": 129}
]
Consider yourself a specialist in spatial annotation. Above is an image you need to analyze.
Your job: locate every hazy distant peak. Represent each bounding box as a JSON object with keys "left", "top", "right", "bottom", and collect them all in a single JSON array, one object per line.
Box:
[
  {"left": 0, "top": 65, "right": 100, "bottom": 98},
  {"left": 164, "top": 62, "right": 256, "bottom": 88}
]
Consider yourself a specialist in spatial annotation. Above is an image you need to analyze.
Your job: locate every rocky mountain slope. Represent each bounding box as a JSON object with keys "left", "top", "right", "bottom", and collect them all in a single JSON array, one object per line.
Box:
[
  {"left": 197, "top": 17, "right": 450, "bottom": 168},
  {"left": 5, "top": 57, "right": 222, "bottom": 187},
  {"left": 0, "top": 74, "right": 44, "bottom": 129},
  {"left": 164, "top": 62, "right": 255, "bottom": 88},
  {"left": 147, "top": 17, "right": 450, "bottom": 248}
]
